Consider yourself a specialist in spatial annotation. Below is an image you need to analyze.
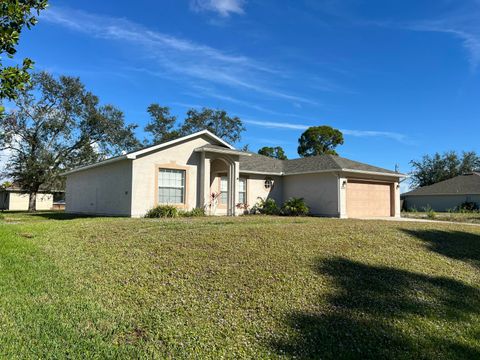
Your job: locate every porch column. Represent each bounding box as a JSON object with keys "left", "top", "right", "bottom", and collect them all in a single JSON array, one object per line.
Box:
[
  {"left": 199, "top": 152, "right": 211, "bottom": 209},
  {"left": 227, "top": 162, "right": 234, "bottom": 216},
  {"left": 232, "top": 160, "right": 240, "bottom": 216}
]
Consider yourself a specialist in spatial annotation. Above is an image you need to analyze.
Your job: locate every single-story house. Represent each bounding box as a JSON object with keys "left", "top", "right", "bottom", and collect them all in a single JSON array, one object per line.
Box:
[
  {"left": 402, "top": 172, "right": 480, "bottom": 211},
  {"left": 63, "top": 130, "right": 404, "bottom": 218},
  {"left": 0, "top": 186, "right": 57, "bottom": 211}
]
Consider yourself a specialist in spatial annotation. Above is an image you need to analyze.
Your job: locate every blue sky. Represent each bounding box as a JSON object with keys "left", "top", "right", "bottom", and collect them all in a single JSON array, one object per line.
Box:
[{"left": 5, "top": 0, "right": 480, "bottom": 190}]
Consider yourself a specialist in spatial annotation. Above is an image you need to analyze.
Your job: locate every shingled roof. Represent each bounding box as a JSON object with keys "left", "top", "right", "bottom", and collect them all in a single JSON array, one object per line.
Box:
[
  {"left": 238, "top": 152, "right": 400, "bottom": 176},
  {"left": 403, "top": 172, "right": 480, "bottom": 196},
  {"left": 63, "top": 130, "right": 402, "bottom": 177}
]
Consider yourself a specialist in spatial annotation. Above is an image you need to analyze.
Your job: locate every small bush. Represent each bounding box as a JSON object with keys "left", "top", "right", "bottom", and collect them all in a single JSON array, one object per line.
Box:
[
  {"left": 458, "top": 201, "right": 479, "bottom": 212},
  {"left": 179, "top": 208, "right": 206, "bottom": 217},
  {"left": 422, "top": 205, "right": 436, "bottom": 220},
  {"left": 281, "top": 197, "right": 309, "bottom": 216},
  {"left": 145, "top": 205, "right": 178, "bottom": 218},
  {"left": 252, "top": 197, "right": 280, "bottom": 215}
]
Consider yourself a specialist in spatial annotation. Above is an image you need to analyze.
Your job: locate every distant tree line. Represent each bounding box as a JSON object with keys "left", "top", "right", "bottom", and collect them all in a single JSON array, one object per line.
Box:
[{"left": 409, "top": 151, "right": 480, "bottom": 188}]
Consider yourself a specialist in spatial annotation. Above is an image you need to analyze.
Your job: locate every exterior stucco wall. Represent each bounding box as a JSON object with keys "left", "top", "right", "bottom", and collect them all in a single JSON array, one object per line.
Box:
[
  {"left": 131, "top": 135, "right": 214, "bottom": 217},
  {"left": 403, "top": 194, "right": 480, "bottom": 212},
  {"left": 282, "top": 172, "right": 339, "bottom": 216},
  {"left": 66, "top": 160, "right": 132, "bottom": 216},
  {"left": 5, "top": 192, "right": 53, "bottom": 211},
  {"left": 244, "top": 174, "right": 283, "bottom": 208}
]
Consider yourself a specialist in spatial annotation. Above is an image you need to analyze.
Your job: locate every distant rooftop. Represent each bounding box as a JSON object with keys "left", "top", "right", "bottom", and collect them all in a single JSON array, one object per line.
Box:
[{"left": 403, "top": 172, "right": 480, "bottom": 196}]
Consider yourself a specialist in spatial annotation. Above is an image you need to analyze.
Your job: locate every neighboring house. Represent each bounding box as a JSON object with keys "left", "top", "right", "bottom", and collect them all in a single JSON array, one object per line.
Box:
[
  {"left": 402, "top": 172, "right": 480, "bottom": 211},
  {"left": 63, "top": 130, "right": 404, "bottom": 218},
  {"left": 0, "top": 186, "right": 56, "bottom": 211}
]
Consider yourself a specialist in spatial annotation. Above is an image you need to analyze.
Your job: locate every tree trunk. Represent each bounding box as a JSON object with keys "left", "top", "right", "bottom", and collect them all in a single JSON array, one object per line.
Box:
[{"left": 28, "top": 192, "right": 37, "bottom": 212}]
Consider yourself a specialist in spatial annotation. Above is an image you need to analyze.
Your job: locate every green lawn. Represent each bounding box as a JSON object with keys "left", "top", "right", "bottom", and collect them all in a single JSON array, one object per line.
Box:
[
  {"left": 402, "top": 211, "right": 480, "bottom": 224},
  {"left": 1, "top": 212, "right": 480, "bottom": 359}
]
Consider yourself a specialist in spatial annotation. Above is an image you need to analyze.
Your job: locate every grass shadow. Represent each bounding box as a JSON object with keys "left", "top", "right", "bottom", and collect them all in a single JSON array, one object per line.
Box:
[
  {"left": 402, "top": 229, "right": 480, "bottom": 266},
  {"left": 271, "top": 257, "right": 480, "bottom": 359}
]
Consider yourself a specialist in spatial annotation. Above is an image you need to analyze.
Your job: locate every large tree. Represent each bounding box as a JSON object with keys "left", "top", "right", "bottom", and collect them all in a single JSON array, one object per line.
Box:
[
  {"left": 0, "top": 0, "right": 48, "bottom": 112},
  {"left": 410, "top": 151, "right": 480, "bottom": 188},
  {"left": 144, "top": 104, "right": 180, "bottom": 144},
  {"left": 0, "top": 72, "right": 139, "bottom": 211},
  {"left": 181, "top": 108, "right": 245, "bottom": 144},
  {"left": 258, "top": 146, "right": 287, "bottom": 160},
  {"left": 145, "top": 106, "right": 245, "bottom": 145},
  {"left": 297, "top": 125, "right": 344, "bottom": 157}
]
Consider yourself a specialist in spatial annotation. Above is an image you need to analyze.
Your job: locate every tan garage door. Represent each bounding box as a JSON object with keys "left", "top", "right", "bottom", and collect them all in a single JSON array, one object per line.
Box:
[{"left": 347, "top": 181, "right": 392, "bottom": 218}]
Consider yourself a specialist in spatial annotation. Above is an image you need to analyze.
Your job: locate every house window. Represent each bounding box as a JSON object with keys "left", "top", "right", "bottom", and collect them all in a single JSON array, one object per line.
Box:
[
  {"left": 220, "top": 176, "right": 228, "bottom": 204},
  {"left": 264, "top": 177, "right": 274, "bottom": 189},
  {"left": 219, "top": 176, "right": 247, "bottom": 205},
  {"left": 158, "top": 168, "right": 185, "bottom": 204},
  {"left": 239, "top": 177, "right": 247, "bottom": 204}
]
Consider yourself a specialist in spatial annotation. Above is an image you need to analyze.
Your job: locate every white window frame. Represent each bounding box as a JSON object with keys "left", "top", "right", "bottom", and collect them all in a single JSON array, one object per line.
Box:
[
  {"left": 238, "top": 177, "right": 247, "bottom": 204},
  {"left": 219, "top": 175, "right": 228, "bottom": 205},
  {"left": 157, "top": 168, "right": 186, "bottom": 204}
]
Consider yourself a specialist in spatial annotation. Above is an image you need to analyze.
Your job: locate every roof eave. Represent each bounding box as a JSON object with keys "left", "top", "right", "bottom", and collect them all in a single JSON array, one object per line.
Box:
[
  {"left": 283, "top": 168, "right": 405, "bottom": 177},
  {"left": 339, "top": 169, "right": 406, "bottom": 178},
  {"left": 240, "top": 170, "right": 283, "bottom": 176},
  {"left": 61, "top": 155, "right": 132, "bottom": 176},
  {"left": 131, "top": 130, "right": 234, "bottom": 158},
  {"left": 194, "top": 147, "right": 251, "bottom": 157}
]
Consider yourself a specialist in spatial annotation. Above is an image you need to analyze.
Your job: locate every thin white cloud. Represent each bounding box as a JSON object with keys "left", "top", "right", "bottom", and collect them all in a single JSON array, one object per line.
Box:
[
  {"left": 186, "top": 85, "right": 318, "bottom": 118},
  {"left": 243, "top": 119, "right": 407, "bottom": 142},
  {"left": 311, "top": 1, "right": 480, "bottom": 71},
  {"left": 341, "top": 129, "right": 407, "bottom": 142},
  {"left": 190, "top": 0, "right": 246, "bottom": 17},
  {"left": 172, "top": 102, "right": 204, "bottom": 109},
  {"left": 245, "top": 119, "right": 307, "bottom": 130},
  {"left": 42, "top": 7, "right": 314, "bottom": 104},
  {"left": 310, "top": 76, "right": 357, "bottom": 94},
  {"left": 408, "top": 23, "right": 480, "bottom": 71},
  {"left": 372, "top": 4, "right": 480, "bottom": 71}
]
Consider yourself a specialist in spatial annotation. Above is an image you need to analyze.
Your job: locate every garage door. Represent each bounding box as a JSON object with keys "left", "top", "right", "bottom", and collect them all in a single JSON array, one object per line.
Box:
[{"left": 346, "top": 181, "right": 392, "bottom": 217}]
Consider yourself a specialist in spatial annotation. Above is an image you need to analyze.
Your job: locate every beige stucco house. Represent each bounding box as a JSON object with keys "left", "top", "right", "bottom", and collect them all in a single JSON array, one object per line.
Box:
[
  {"left": 0, "top": 188, "right": 54, "bottom": 211},
  {"left": 63, "top": 130, "right": 403, "bottom": 218}
]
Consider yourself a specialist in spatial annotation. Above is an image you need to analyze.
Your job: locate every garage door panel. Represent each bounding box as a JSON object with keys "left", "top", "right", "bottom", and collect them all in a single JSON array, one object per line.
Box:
[{"left": 347, "top": 181, "right": 392, "bottom": 218}]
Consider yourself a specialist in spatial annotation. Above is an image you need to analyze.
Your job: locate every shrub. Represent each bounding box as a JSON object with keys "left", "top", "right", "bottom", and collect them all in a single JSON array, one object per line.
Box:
[
  {"left": 252, "top": 197, "right": 280, "bottom": 215},
  {"left": 426, "top": 210, "right": 436, "bottom": 220},
  {"left": 458, "top": 201, "right": 479, "bottom": 212},
  {"left": 145, "top": 205, "right": 178, "bottom": 218},
  {"left": 281, "top": 197, "right": 309, "bottom": 216},
  {"left": 422, "top": 205, "right": 436, "bottom": 220},
  {"left": 179, "top": 208, "right": 206, "bottom": 217}
]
